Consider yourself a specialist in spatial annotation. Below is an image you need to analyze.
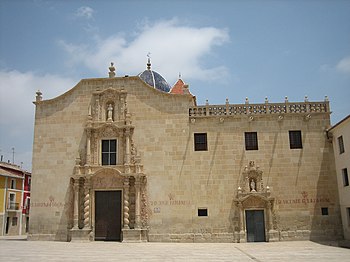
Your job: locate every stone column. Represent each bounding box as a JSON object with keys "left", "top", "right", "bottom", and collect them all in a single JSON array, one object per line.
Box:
[
  {"left": 238, "top": 202, "right": 244, "bottom": 233},
  {"left": 86, "top": 130, "right": 91, "bottom": 165},
  {"left": 238, "top": 202, "right": 246, "bottom": 242},
  {"left": 73, "top": 178, "right": 80, "bottom": 229},
  {"left": 124, "top": 130, "right": 131, "bottom": 174},
  {"left": 134, "top": 176, "right": 141, "bottom": 229},
  {"left": 83, "top": 178, "right": 91, "bottom": 229},
  {"left": 123, "top": 177, "right": 130, "bottom": 229},
  {"left": 125, "top": 131, "right": 130, "bottom": 164},
  {"left": 267, "top": 201, "right": 273, "bottom": 231}
]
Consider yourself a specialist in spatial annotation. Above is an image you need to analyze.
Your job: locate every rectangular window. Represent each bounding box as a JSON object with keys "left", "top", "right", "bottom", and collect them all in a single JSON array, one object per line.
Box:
[
  {"left": 194, "top": 133, "right": 208, "bottom": 151},
  {"left": 27, "top": 177, "right": 31, "bottom": 191},
  {"left": 321, "top": 207, "right": 328, "bottom": 216},
  {"left": 289, "top": 130, "right": 303, "bottom": 149},
  {"left": 9, "top": 193, "right": 16, "bottom": 210},
  {"left": 343, "top": 168, "right": 349, "bottom": 187},
  {"left": 198, "top": 208, "right": 208, "bottom": 217},
  {"left": 10, "top": 179, "right": 16, "bottom": 189},
  {"left": 347, "top": 208, "right": 350, "bottom": 227},
  {"left": 101, "top": 139, "right": 117, "bottom": 165},
  {"left": 245, "top": 132, "right": 258, "bottom": 150},
  {"left": 338, "top": 136, "right": 345, "bottom": 154},
  {"left": 12, "top": 217, "right": 18, "bottom": 226}
]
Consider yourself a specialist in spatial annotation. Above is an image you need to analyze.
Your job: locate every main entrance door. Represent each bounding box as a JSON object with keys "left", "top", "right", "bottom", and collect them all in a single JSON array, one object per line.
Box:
[
  {"left": 95, "top": 191, "right": 122, "bottom": 241},
  {"left": 245, "top": 210, "right": 266, "bottom": 242}
]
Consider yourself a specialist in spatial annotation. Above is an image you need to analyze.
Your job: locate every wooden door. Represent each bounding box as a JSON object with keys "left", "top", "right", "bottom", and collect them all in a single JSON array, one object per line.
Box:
[
  {"left": 245, "top": 210, "right": 266, "bottom": 242},
  {"left": 95, "top": 191, "right": 122, "bottom": 241}
]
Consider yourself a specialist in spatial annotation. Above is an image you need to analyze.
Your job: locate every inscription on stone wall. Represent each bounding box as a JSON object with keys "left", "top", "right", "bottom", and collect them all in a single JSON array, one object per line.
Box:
[
  {"left": 149, "top": 193, "right": 192, "bottom": 213},
  {"left": 277, "top": 191, "right": 330, "bottom": 205},
  {"left": 31, "top": 196, "right": 70, "bottom": 208}
]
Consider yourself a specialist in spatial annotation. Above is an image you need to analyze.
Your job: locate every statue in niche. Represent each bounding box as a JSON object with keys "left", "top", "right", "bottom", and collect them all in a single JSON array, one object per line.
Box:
[
  {"left": 250, "top": 179, "right": 256, "bottom": 192},
  {"left": 107, "top": 104, "right": 113, "bottom": 121}
]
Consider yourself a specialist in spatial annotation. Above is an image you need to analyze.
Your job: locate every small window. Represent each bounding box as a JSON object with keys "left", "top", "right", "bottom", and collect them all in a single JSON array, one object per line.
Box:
[
  {"left": 338, "top": 136, "right": 345, "bottom": 154},
  {"left": 10, "top": 179, "right": 16, "bottom": 189},
  {"left": 289, "top": 130, "right": 303, "bottom": 149},
  {"left": 12, "top": 217, "right": 18, "bottom": 226},
  {"left": 321, "top": 207, "right": 328, "bottom": 216},
  {"left": 194, "top": 133, "right": 208, "bottom": 151},
  {"left": 198, "top": 208, "right": 208, "bottom": 217},
  {"left": 343, "top": 168, "right": 349, "bottom": 187},
  {"left": 101, "top": 139, "right": 117, "bottom": 165},
  {"left": 28, "top": 177, "right": 31, "bottom": 191},
  {"left": 245, "top": 132, "right": 258, "bottom": 150},
  {"left": 347, "top": 208, "right": 350, "bottom": 226}
]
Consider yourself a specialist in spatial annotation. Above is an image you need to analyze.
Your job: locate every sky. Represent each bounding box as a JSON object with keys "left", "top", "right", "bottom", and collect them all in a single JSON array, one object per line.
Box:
[{"left": 0, "top": 0, "right": 350, "bottom": 171}]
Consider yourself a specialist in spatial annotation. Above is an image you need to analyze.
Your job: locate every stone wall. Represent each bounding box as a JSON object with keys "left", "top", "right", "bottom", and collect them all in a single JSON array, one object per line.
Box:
[{"left": 29, "top": 75, "right": 342, "bottom": 242}]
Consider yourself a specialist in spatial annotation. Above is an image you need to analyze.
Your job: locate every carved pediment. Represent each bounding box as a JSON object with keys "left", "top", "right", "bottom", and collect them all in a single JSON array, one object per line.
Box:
[
  {"left": 241, "top": 195, "right": 267, "bottom": 208},
  {"left": 91, "top": 168, "right": 124, "bottom": 189}
]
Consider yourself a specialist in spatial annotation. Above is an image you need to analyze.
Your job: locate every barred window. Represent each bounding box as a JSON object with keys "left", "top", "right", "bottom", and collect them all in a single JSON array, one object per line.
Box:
[
  {"left": 245, "top": 132, "right": 258, "bottom": 150},
  {"left": 194, "top": 133, "right": 208, "bottom": 151},
  {"left": 343, "top": 168, "right": 349, "bottom": 187},
  {"left": 338, "top": 136, "right": 345, "bottom": 154},
  {"left": 289, "top": 130, "right": 303, "bottom": 149}
]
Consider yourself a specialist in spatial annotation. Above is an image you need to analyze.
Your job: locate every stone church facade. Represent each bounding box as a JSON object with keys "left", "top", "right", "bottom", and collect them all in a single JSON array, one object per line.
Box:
[{"left": 29, "top": 61, "right": 343, "bottom": 242}]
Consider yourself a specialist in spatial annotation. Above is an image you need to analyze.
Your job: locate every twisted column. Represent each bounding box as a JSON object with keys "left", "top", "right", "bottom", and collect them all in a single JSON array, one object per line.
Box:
[
  {"left": 123, "top": 177, "right": 130, "bottom": 229},
  {"left": 83, "top": 178, "right": 91, "bottom": 229}
]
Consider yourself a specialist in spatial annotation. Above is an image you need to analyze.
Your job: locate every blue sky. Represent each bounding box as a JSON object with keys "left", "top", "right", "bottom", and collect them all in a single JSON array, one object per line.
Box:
[{"left": 0, "top": 0, "right": 350, "bottom": 171}]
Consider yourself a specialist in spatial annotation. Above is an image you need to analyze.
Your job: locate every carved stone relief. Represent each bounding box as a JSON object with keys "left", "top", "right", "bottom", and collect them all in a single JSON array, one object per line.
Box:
[{"left": 91, "top": 170, "right": 124, "bottom": 189}]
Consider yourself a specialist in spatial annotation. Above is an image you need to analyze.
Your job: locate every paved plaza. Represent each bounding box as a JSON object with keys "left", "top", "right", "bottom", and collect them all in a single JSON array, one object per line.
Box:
[{"left": 0, "top": 239, "right": 349, "bottom": 262}]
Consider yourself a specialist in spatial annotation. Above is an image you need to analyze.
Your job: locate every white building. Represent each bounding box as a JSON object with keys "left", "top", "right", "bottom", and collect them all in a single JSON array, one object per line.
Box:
[{"left": 328, "top": 115, "right": 350, "bottom": 247}]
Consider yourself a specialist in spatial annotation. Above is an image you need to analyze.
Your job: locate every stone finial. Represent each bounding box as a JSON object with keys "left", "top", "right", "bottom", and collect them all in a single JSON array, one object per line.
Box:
[
  {"left": 266, "top": 186, "right": 270, "bottom": 193},
  {"left": 245, "top": 97, "right": 249, "bottom": 104},
  {"left": 109, "top": 62, "right": 116, "bottom": 78},
  {"left": 324, "top": 95, "right": 329, "bottom": 102},
  {"left": 304, "top": 95, "right": 309, "bottom": 102},
  {"left": 206, "top": 99, "right": 209, "bottom": 106},
  {"left": 225, "top": 98, "right": 229, "bottom": 105},
  {"left": 265, "top": 97, "right": 268, "bottom": 103},
  {"left": 284, "top": 96, "right": 288, "bottom": 103},
  {"left": 36, "top": 90, "right": 42, "bottom": 102}
]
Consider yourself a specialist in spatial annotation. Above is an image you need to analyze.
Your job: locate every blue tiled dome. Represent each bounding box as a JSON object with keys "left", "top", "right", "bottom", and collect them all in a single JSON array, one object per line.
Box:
[{"left": 138, "top": 58, "right": 171, "bottom": 93}]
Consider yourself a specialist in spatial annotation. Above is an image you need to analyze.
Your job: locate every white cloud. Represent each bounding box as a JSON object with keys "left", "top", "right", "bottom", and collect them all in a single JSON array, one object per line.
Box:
[
  {"left": 59, "top": 19, "right": 230, "bottom": 84},
  {"left": 76, "top": 6, "right": 94, "bottom": 20},
  {"left": 336, "top": 56, "right": 350, "bottom": 74},
  {"left": 0, "top": 70, "right": 76, "bottom": 170}
]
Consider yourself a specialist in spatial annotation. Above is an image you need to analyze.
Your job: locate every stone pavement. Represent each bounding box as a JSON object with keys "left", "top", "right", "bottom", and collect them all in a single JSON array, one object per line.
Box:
[{"left": 0, "top": 239, "right": 349, "bottom": 262}]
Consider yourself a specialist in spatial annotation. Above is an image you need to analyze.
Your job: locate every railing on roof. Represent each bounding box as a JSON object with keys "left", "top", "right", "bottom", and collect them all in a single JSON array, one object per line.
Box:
[{"left": 189, "top": 96, "right": 330, "bottom": 117}]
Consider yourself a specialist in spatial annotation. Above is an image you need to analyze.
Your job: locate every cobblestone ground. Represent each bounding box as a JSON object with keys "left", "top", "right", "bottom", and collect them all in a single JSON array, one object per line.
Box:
[{"left": 0, "top": 240, "right": 349, "bottom": 262}]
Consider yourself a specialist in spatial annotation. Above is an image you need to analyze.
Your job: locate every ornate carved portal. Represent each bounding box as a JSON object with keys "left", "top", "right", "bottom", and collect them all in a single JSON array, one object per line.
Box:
[
  {"left": 234, "top": 161, "right": 278, "bottom": 243},
  {"left": 70, "top": 87, "right": 148, "bottom": 242}
]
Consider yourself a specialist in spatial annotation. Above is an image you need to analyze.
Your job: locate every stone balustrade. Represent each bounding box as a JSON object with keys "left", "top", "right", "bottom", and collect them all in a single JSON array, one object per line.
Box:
[{"left": 189, "top": 98, "right": 329, "bottom": 118}]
